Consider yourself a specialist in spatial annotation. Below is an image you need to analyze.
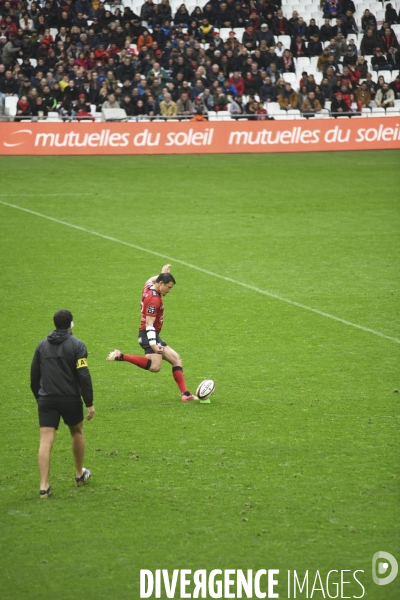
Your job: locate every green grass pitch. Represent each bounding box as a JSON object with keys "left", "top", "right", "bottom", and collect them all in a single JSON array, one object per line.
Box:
[{"left": 0, "top": 151, "right": 399, "bottom": 600}]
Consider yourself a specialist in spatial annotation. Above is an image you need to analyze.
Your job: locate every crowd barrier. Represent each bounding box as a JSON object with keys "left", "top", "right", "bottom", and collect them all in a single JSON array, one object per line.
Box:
[{"left": 1, "top": 117, "right": 399, "bottom": 155}]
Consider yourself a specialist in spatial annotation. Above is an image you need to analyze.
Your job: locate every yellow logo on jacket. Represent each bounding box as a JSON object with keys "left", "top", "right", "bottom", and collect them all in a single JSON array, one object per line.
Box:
[{"left": 76, "top": 358, "right": 88, "bottom": 369}]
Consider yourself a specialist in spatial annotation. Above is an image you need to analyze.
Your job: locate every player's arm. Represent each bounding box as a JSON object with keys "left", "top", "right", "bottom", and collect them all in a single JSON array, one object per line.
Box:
[
  {"left": 147, "top": 264, "right": 171, "bottom": 284},
  {"left": 145, "top": 316, "right": 163, "bottom": 354},
  {"left": 30, "top": 346, "right": 41, "bottom": 400},
  {"left": 75, "top": 343, "right": 95, "bottom": 420}
]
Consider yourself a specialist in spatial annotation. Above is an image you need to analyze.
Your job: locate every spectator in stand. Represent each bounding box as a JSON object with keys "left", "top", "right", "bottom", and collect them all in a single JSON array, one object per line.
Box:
[
  {"left": 293, "top": 17, "right": 308, "bottom": 40},
  {"left": 278, "top": 83, "right": 299, "bottom": 110},
  {"left": 332, "top": 18, "right": 348, "bottom": 40},
  {"left": 229, "top": 70, "right": 245, "bottom": 96},
  {"left": 259, "top": 75, "right": 277, "bottom": 103},
  {"left": 320, "top": 76, "right": 333, "bottom": 101},
  {"left": 287, "top": 11, "right": 299, "bottom": 38},
  {"left": 232, "top": 2, "right": 247, "bottom": 29},
  {"left": 59, "top": 95, "right": 75, "bottom": 121},
  {"left": 355, "top": 81, "right": 371, "bottom": 108},
  {"left": 31, "top": 95, "right": 48, "bottom": 119},
  {"left": 380, "top": 27, "right": 399, "bottom": 55},
  {"left": 391, "top": 74, "right": 400, "bottom": 100},
  {"left": 375, "top": 82, "right": 395, "bottom": 108},
  {"left": 308, "top": 34, "right": 323, "bottom": 57},
  {"left": 331, "top": 92, "right": 349, "bottom": 116},
  {"left": 213, "top": 86, "right": 228, "bottom": 112},
  {"left": 298, "top": 84, "right": 308, "bottom": 107},
  {"left": 190, "top": 108, "right": 207, "bottom": 121},
  {"left": 360, "top": 29, "right": 379, "bottom": 56},
  {"left": 245, "top": 96, "right": 258, "bottom": 121},
  {"left": 281, "top": 49, "right": 295, "bottom": 73},
  {"left": 159, "top": 91, "right": 177, "bottom": 117},
  {"left": 335, "top": 33, "right": 348, "bottom": 59},
  {"left": 314, "top": 85, "right": 325, "bottom": 108},
  {"left": 102, "top": 92, "right": 120, "bottom": 109},
  {"left": 361, "top": 10, "right": 377, "bottom": 33},
  {"left": 193, "top": 95, "right": 208, "bottom": 115},
  {"left": 176, "top": 90, "right": 193, "bottom": 117},
  {"left": 174, "top": 5, "right": 190, "bottom": 27},
  {"left": 290, "top": 34, "right": 308, "bottom": 58},
  {"left": 120, "top": 94, "right": 136, "bottom": 116},
  {"left": 255, "top": 102, "right": 268, "bottom": 120},
  {"left": 318, "top": 48, "right": 331, "bottom": 71},
  {"left": 323, "top": 1, "right": 343, "bottom": 19},
  {"left": 321, "top": 19, "right": 334, "bottom": 43},
  {"left": 14, "top": 94, "right": 31, "bottom": 120},
  {"left": 387, "top": 47, "right": 400, "bottom": 69},
  {"left": 273, "top": 10, "right": 288, "bottom": 36},
  {"left": 141, "top": 0, "right": 156, "bottom": 23},
  {"left": 372, "top": 47, "right": 392, "bottom": 72},
  {"left": 307, "top": 19, "right": 320, "bottom": 41},
  {"left": 301, "top": 91, "right": 322, "bottom": 117},
  {"left": 137, "top": 30, "right": 153, "bottom": 52},
  {"left": 229, "top": 94, "right": 246, "bottom": 118},
  {"left": 242, "top": 25, "right": 258, "bottom": 51},
  {"left": 201, "top": 88, "right": 214, "bottom": 111},
  {"left": 199, "top": 18, "right": 214, "bottom": 43},
  {"left": 258, "top": 24, "right": 275, "bottom": 47},
  {"left": 342, "top": 10, "right": 358, "bottom": 36},
  {"left": 385, "top": 3, "right": 399, "bottom": 25}
]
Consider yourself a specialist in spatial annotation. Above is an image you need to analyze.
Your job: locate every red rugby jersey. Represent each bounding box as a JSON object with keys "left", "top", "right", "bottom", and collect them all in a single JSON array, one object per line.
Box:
[{"left": 139, "top": 280, "right": 164, "bottom": 332}]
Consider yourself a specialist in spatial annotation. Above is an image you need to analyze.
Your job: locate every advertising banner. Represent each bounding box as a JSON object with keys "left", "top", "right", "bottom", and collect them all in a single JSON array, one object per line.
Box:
[{"left": 1, "top": 117, "right": 399, "bottom": 156}]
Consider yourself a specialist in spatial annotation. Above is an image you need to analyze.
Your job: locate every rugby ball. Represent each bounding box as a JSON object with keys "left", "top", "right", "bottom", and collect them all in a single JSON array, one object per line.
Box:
[{"left": 196, "top": 379, "right": 215, "bottom": 400}]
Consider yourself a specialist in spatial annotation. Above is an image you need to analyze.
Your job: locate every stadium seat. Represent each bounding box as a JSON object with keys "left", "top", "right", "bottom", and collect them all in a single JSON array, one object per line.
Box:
[
  {"left": 282, "top": 72, "right": 297, "bottom": 85},
  {"left": 362, "top": 107, "right": 372, "bottom": 116},
  {"left": 296, "top": 57, "right": 311, "bottom": 72},
  {"left": 273, "top": 112, "right": 290, "bottom": 120},
  {"left": 219, "top": 28, "right": 231, "bottom": 40},
  {"left": 371, "top": 107, "right": 386, "bottom": 116},
  {"left": 234, "top": 28, "right": 245, "bottom": 40},
  {"left": 386, "top": 107, "right": 400, "bottom": 116},
  {"left": 391, "top": 69, "right": 399, "bottom": 82},
  {"left": 278, "top": 35, "right": 291, "bottom": 50},
  {"left": 217, "top": 111, "right": 232, "bottom": 120},
  {"left": 287, "top": 109, "right": 301, "bottom": 119},
  {"left": 4, "top": 96, "right": 18, "bottom": 117},
  {"left": 266, "top": 102, "right": 282, "bottom": 115}
]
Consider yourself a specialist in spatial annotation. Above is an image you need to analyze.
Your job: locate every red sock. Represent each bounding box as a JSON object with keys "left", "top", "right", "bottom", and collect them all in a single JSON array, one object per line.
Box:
[
  {"left": 172, "top": 366, "right": 188, "bottom": 394},
  {"left": 122, "top": 355, "right": 151, "bottom": 370}
]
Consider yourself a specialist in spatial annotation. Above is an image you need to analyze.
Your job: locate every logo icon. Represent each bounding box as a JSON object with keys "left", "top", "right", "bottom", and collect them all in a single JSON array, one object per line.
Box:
[
  {"left": 372, "top": 552, "right": 398, "bottom": 586},
  {"left": 3, "top": 129, "right": 32, "bottom": 147}
]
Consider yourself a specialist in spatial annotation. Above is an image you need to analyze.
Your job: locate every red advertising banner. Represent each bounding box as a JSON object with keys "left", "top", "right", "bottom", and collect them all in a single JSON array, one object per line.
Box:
[{"left": 1, "top": 118, "right": 399, "bottom": 156}]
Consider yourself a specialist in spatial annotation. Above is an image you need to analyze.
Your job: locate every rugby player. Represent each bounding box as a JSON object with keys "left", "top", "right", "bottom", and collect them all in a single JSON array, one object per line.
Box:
[{"left": 107, "top": 264, "right": 198, "bottom": 401}]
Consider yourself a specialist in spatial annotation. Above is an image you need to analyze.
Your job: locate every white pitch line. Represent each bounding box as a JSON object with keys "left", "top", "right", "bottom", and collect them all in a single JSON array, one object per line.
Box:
[{"left": 1, "top": 199, "right": 399, "bottom": 345}]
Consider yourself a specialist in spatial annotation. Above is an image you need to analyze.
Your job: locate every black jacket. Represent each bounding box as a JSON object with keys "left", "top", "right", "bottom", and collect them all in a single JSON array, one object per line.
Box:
[{"left": 30, "top": 330, "right": 93, "bottom": 406}]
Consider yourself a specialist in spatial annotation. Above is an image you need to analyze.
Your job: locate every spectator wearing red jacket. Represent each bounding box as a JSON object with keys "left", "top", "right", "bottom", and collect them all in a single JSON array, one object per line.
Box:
[{"left": 229, "top": 71, "right": 245, "bottom": 95}]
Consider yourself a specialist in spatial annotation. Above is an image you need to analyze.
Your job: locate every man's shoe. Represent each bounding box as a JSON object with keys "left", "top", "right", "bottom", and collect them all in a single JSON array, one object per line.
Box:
[
  {"left": 40, "top": 487, "right": 51, "bottom": 499},
  {"left": 107, "top": 349, "right": 122, "bottom": 361},
  {"left": 75, "top": 468, "right": 91, "bottom": 487},
  {"left": 181, "top": 393, "right": 198, "bottom": 402}
]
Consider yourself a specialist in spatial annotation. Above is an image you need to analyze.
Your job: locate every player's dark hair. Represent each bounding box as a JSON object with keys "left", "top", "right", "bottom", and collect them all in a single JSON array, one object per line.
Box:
[
  {"left": 156, "top": 273, "right": 176, "bottom": 285},
  {"left": 54, "top": 309, "right": 73, "bottom": 330}
]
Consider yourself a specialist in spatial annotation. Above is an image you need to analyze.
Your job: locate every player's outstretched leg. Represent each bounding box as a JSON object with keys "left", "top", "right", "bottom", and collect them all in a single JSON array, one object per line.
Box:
[{"left": 107, "top": 349, "right": 151, "bottom": 370}]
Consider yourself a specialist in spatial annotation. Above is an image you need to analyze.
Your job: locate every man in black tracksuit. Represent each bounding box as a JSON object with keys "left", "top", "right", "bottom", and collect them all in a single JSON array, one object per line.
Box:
[{"left": 30, "top": 309, "right": 95, "bottom": 498}]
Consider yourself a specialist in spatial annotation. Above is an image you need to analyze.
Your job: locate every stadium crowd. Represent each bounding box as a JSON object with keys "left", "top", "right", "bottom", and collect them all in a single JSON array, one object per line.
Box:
[{"left": 0, "top": 0, "right": 400, "bottom": 120}]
